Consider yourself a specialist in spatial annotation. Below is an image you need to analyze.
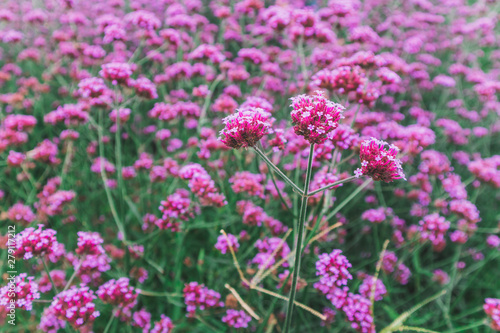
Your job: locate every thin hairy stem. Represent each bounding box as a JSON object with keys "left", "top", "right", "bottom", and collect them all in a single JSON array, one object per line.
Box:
[
  {"left": 283, "top": 143, "right": 314, "bottom": 332},
  {"left": 42, "top": 259, "right": 59, "bottom": 294},
  {"left": 253, "top": 147, "right": 304, "bottom": 195},
  {"left": 92, "top": 112, "right": 127, "bottom": 242},
  {"left": 63, "top": 259, "right": 82, "bottom": 292},
  {"left": 307, "top": 175, "right": 358, "bottom": 197}
]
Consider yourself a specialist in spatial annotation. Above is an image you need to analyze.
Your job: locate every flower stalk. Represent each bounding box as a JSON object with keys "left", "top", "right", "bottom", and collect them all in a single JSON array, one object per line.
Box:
[
  {"left": 283, "top": 143, "right": 315, "bottom": 332},
  {"left": 253, "top": 147, "right": 304, "bottom": 195},
  {"left": 306, "top": 175, "right": 358, "bottom": 197}
]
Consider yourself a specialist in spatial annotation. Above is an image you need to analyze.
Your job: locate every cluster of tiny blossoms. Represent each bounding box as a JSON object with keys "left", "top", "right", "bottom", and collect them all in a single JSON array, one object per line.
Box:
[
  {"left": 14, "top": 225, "right": 59, "bottom": 260},
  {"left": 219, "top": 107, "right": 272, "bottom": 149},
  {"left": 76, "top": 231, "right": 105, "bottom": 255},
  {"left": 0, "top": 273, "right": 40, "bottom": 311},
  {"left": 222, "top": 309, "right": 252, "bottom": 329},
  {"left": 484, "top": 298, "right": 500, "bottom": 331},
  {"left": 179, "top": 163, "right": 227, "bottom": 207},
  {"left": 214, "top": 233, "right": 240, "bottom": 254},
  {"left": 158, "top": 189, "right": 195, "bottom": 232},
  {"left": 290, "top": 91, "right": 344, "bottom": 144},
  {"left": 418, "top": 213, "right": 451, "bottom": 251},
  {"left": 47, "top": 285, "right": 100, "bottom": 331},
  {"left": 97, "top": 278, "right": 138, "bottom": 317},
  {"left": 183, "top": 282, "right": 224, "bottom": 317},
  {"left": 356, "top": 137, "right": 406, "bottom": 182},
  {"left": 315, "top": 249, "right": 353, "bottom": 291}
]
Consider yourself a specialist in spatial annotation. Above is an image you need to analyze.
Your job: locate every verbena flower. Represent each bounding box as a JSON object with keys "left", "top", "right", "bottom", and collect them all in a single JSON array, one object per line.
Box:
[
  {"left": 315, "top": 249, "right": 353, "bottom": 288},
  {"left": 484, "top": 298, "right": 500, "bottom": 331},
  {"left": 0, "top": 273, "right": 40, "bottom": 311},
  {"left": 290, "top": 91, "right": 344, "bottom": 144},
  {"left": 47, "top": 285, "right": 100, "bottom": 330},
  {"left": 358, "top": 274, "right": 387, "bottom": 301},
  {"left": 214, "top": 233, "right": 239, "bottom": 254},
  {"left": 151, "top": 314, "right": 175, "bottom": 333},
  {"left": 183, "top": 282, "right": 223, "bottom": 317},
  {"left": 356, "top": 137, "right": 406, "bottom": 182},
  {"left": 342, "top": 293, "right": 375, "bottom": 333},
  {"left": 219, "top": 107, "right": 271, "bottom": 149},
  {"left": 97, "top": 278, "right": 138, "bottom": 318},
  {"left": 222, "top": 309, "right": 252, "bottom": 328},
  {"left": 14, "top": 225, "right": 59, "bottom": 260}
]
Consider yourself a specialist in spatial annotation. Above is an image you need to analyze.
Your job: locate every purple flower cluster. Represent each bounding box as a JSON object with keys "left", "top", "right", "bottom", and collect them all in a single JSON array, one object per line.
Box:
[
  {"left": 222, "top": 309, "right": 252, "bottom": 328},
  {"left": 314, "top": 250, "right": 353, "bottom": 291},
  {"left": 183, "top": 282, "right": 224, "bottom": 317}
]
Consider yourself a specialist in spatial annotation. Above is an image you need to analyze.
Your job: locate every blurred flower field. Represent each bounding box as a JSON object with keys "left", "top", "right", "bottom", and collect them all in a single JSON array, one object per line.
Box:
[{"left": 0, "top": 0, "right": 500, "bottom": 332}]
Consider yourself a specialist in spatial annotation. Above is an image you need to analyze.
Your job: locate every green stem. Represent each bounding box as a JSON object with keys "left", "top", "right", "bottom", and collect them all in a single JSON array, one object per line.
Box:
[
  {"left": 307, "top": 175, "right": 358, "bottom": 197},
  {"left": 253, "top": 147, "right": 304, "bottom": 195},
  {"left": 350, "top": 103, "right": 362, "bottom": 127},
  {"left": 95, "top": 111, "right": 127, "bottom": 242},
  {"left": 197, "top": 78, "right": 222, "bottom": 133},
  {"left": 115, "top": 118, "right": 123, "bottom": 212},
  {"left": 283, "top": 144, "right": 315, "bottom": 332},
  {"left": 325, "top": 178, "right": 372, "bottom": 220},
  {"left": 42, "top": 258, "right": 59, "bottom": 294},
  {"left": 103, "top": 310, "right": 115, "bottom": 333},
  {"left": 447, "top": 320, "right": 485, "bottom": 333},
  {"left": 269, "top": 168, "right": 292, "bottom": 213},
  {"left": 63, "top": 259, "right": 82, "bottom": 292}
]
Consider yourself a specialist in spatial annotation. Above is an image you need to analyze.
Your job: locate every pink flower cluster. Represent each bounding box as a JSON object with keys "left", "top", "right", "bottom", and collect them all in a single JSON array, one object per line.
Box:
[
  {"left": 361, "top": 207, "right": 393, "bottom": 224},
  {"left": 418, "top": 213, "right": 450, "bottom": 251},
  {"left": 342, "top": 293, "right": 375, "bottom": 333},
  {"left": 99, "top": 62, "right": 134, "bottom": 85},
  {"left": 150, "top": 314, "right": 175, "bottom": 333},
  {"left": 6, "top": 202, "right": 36, "bottom": 225},
  {"left": 236, "top": 200, "right": 288, "bottom": 235},
  {"left": 290, "top": 91, "right": 344, "bottom": 144},
  {"left": 356, "top": 137, "right": 406, "bottom": 182},
  {"left": 183, "top": 282, "right": 224, "bottom": 317},
  {"left": 179, "top": 163, "right": 227, "bottom": 207},
  {"left": 314, "top": 249, "right": 353, "bottom": 292},
  {"left": 358, "top": 275, "right": 387, "bottom": 301},
  {"left": 219, "top": 107, "right": 272, "bottom": 149},
  {"left": 432, "top": 270, "right": 450, "bottom": 285},
  {"left": 484, "top": 298, "right": 500, "bottom": 331},
  {"left": 76, "top": 231, "right": 105, "bottom": 256},
  {"left": 230, "top": 171, "right": 266, "bottom": 199},
  {"left": 252, "top": 237, "right": 291, "bottom": 269},
  {"left": 381, "top": 251, "right": 412, "bottom": 285},
  {"left": 47, "top": 285, "right": 100, "bottom": 330},
  {"left": 158, "top": 189, "right": 195, "bottom": 232},
  {"left": 0, "top": 273, "right": 40, "bottom": 311},
  {"left": 214, "top": 233, "right": 240, "bottom": 254},
  {"left": 14, "top": 225, "right": 59, "bottom": 260},
  {"left": 222, "top": 309, "right": 252, "bottom": 328},
  {"left": 97, "top": 278, "right": 138, "bottom": 317}
]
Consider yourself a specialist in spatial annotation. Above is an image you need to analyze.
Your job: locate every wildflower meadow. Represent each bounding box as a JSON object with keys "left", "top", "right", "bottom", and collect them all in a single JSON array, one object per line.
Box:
[{"left": 1, "top": 0, "right": 500, "bottom": 332}]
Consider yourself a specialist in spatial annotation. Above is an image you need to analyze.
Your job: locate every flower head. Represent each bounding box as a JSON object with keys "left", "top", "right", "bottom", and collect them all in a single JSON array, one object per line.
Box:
[
  {"left": 14, "top": 225, "right": 58, "bottom": 260},
  {"left": 97, "top": 278, "right": 138, "bottom": 317},
  {"left": 290, "top": 91, "right": 344, "bottom": 144},
  {"left": 356, "top": 137, "right": 405, "bottom": 182},
  {"left": 222, "top": 309, "right": 252, "bottom": 328},
  {"left": 315, "top": 249, "right": 353, "bottom": 288},
  {"left": 219, "top": 107, "right": 271, "bottom": 149},
  {"left": 484, "top": 298, "right": 500, "bottom": 331},
  {"left": 48, "top": 285, "right": 100, "bottom": 330}
]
